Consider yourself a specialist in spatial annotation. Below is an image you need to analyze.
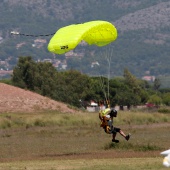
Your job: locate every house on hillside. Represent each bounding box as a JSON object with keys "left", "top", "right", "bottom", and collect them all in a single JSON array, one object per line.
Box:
[
  {"left": 16, "top": 42, "right": 26, "bottom": 49},
  {"left": 32, "top": 39, "right": 47, "bottom": 48},
  {"left": 142, "top": 76, "right": 155, "bottom": 82},
  {"left": 65, "top": 50, "right": 84, "bottom": 58},
  {"left": 91, "top": 61, "right": 100, "bottom": 68}
]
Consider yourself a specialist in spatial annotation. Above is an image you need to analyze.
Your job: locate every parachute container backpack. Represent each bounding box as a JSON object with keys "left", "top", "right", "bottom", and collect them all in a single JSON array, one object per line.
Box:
[{"left": 47, "top": 20, "right": 118, "bottom": 54}]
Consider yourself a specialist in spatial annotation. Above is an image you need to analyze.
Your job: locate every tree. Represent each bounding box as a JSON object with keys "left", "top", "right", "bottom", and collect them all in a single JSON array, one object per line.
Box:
[
  {"left": 12, "top": 56, "right": 58, "bottom": 98},
  {"left": 153, "top": 78, "right": 161, "bottom": 91},
  {"left": 59, "top": 70, "right": 91, "bottom": 107},
  {"left": 33, "top": 62, "right": 58, "bottom": 98},
  {"left": 123, "top": 68, "right": 139, "bottom": 88},
  {"left": 12, "top": 56, "right": 35, "bottom": 89},
  {"left": 114, "top": 81, "right": 141, "bottom": 109},
  {"left": 88, "top": 76, "right": 109, "bottom": 104},
  {"left": 148, "top": 94, "right": 162, "bottom": 106},
  {"left": 11, "top": 56, "right": 156, "bottom": 108},
  {"left": 119, "top": 69, "right": 143, "bottom": 108},
  {"left": 162, "top": 92, "right": 170, "bottom": 106}
]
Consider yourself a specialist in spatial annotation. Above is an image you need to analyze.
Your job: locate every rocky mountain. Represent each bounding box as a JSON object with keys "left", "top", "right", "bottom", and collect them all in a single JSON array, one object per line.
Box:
[{"left": 0, "top": 0, "right": 170, "bottom": 83}]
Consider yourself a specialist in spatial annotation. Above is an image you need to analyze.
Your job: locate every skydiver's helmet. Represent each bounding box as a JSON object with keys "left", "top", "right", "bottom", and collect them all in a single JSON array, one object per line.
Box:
[{"left": 110, "top": 109, "right": 117, "bottom": 117}]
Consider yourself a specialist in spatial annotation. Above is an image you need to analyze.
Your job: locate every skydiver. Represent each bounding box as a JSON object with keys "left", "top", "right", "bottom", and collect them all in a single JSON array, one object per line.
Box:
[{"left": 99, "top": 108, "right": 131, "bottom": 143}]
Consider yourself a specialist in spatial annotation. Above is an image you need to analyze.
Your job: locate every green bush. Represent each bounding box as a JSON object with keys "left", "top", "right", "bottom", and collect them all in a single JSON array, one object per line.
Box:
[
  {"left": 0, "top": 120, "right": 11, "bottom": 129},
  {"left": 34, "top": 119, "right": 46, "bottom": 127},
  {"left": 158, "top": 108, "right": 170, "bottom": 113}
]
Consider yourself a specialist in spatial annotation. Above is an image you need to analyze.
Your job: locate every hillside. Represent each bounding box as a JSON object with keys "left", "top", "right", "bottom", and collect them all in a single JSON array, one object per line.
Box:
[
  {"left": 0, "top": 0, "right": 170, "bottom": 82},
  {"left": 115, "top": 2, "right": 170, "bottom": 31},
  {"left": 0, "top": 83, "right": 76, "bottom": 113}
]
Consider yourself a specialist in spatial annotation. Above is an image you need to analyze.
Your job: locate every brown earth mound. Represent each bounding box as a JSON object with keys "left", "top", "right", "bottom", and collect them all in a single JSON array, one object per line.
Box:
[{"left": 0, "top": 83, "right": 76, "bottom": 113}]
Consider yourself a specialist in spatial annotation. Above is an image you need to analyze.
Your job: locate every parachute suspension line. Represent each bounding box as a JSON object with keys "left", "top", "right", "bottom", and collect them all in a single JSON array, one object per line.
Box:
[
  {"left": 10, "top": 31, "right": 55, "bottom": 37},
  {"left": 99, "top": 76, "right": 108, "bottom": 103},
  {"left": 97, "top": 46, "right": 112, "bottom": 108},
  {"left": 104, "top": 46, "right": 113, "bottom": 108},
  {"left": 90, "top": 49, "right": 108, "bottom": 109},
  {"left": 106, "top": 49, "right": 110, "bottom": 103},
  {"left": 94, "top": 53, "right": 106, "bottom": 106},
  {"left": 98, "top": 27, "right": 111, "bottom": 99}
]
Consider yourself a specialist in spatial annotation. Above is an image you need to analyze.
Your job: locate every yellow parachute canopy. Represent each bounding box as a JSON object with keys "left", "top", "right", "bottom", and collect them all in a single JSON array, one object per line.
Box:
[{"left": 47, "top": 20, "right": 118, "bottom": 54}]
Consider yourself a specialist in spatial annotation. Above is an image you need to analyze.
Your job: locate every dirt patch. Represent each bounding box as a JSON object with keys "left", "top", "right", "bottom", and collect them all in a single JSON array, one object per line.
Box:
[{"left": 0, "top": 83, "right": 77, "bottom": 113}]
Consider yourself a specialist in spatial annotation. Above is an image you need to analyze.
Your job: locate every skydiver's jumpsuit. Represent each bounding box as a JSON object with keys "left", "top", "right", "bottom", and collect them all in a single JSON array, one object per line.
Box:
[{"left": 99, "top": 108, "right": 120, "bottom": 135}]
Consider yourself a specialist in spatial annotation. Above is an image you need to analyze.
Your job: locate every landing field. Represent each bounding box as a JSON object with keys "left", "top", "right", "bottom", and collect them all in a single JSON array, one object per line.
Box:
[{"left": 0, "top": 111, "right": 169, "bottom": 170}]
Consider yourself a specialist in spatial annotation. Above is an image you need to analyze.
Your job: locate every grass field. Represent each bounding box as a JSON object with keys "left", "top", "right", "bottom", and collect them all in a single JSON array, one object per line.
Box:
[{"left": 0, "top": 110, "right": 169, "bottom": 170}]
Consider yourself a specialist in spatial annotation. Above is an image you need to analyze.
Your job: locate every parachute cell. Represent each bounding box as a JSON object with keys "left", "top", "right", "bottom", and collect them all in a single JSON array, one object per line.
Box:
[{"left": 47, "top": 20, "right": 118, "bottom": 54}]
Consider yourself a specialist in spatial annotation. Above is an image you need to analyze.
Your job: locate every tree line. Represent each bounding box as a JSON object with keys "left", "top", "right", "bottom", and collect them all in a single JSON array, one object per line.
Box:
[{"left": 9, "top": 56, "right": 170, "bottom": 109}]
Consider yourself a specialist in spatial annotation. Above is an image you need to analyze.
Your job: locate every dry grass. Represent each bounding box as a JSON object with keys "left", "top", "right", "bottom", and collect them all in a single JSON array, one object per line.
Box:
[
  {"left": 0, "top": 111, "right": 169, "bottom": 170},
  {"left": 0, "top": 158, "right": 166, "bottom": 170}
]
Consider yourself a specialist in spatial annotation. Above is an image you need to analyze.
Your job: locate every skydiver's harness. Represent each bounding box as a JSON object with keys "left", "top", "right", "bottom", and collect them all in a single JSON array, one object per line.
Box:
[{"left": 100, "top": 109, "right": 120, "bottom": 134}]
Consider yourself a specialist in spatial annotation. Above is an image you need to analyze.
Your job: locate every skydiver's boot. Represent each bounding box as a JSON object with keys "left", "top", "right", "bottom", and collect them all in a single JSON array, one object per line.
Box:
[
  {"left": 112, "top": 133, "right": 119, "bottom": 143},
  {"left": 125, "top": 133, "right": 131, "bottom": 141},
  {"left": 112, "top": 139, "right": 119, "bottom": 143}
]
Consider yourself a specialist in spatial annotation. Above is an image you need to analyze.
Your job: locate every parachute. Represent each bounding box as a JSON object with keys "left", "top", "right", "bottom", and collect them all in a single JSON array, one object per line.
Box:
[{"left": 47, "top": 20, "right": 118, "bottom": 54}]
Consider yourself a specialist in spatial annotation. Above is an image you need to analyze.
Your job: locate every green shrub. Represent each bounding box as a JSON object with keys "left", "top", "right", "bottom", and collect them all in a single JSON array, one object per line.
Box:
[
  {"left": 0, "top": 120, "right": 11, "bottom": 129},
  {"left": 34, "top": 119, "right": 46, "bottom": 127},
  {"left": 158, "top": 108, "right": 170, "bottom": 113}
]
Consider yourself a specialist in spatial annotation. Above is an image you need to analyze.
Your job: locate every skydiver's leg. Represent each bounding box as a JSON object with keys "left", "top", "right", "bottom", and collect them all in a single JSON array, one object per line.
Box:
[
  {"left": 112, "top": 134, "right": 119, "bottom": 143},
  {"left": 111, "top": 127, "right": 119, "bottom": 143},
  {"left": 112, "top": 132, "right": 118, "bottom": 141},
  {"left": 115, "top": 127, "right": 131, "bottom": 141},
  {"left": 119, "top": 129, "right": 126, "bottom": 138}
]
